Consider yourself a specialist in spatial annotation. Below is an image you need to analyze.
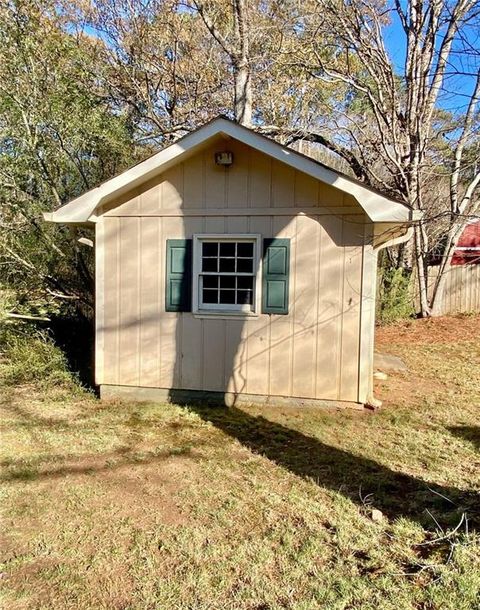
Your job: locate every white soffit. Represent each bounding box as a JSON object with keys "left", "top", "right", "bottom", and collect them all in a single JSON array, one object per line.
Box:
[{"left": 44, "top": 117, "right": 413, "bottom": 225}]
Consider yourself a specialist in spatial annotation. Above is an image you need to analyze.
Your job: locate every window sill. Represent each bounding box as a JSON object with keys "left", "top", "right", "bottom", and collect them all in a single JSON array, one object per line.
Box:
[{"left": 193, "top": 310, "right": 259, "bottom": 320}]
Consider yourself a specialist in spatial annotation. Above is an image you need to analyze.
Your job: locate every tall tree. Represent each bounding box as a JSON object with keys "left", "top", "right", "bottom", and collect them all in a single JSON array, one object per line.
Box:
[
  {"left": 293, "top": 0, "right": 480, "bottom": 316},
  {"left": 191, "top": 0, "right": 253, "bottom": 125},
  {"left": 189, "top": 0, "right": 341, "bottom": 133},
  {"left": 81, "top": 0, "right": 231, "bottom": 144}
]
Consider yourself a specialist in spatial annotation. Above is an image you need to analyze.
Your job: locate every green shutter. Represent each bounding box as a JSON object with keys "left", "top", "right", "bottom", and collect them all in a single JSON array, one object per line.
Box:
[
  {"left": 165, "top": 239, "right": 192, "bottom": 312},
  {"left": 262, "top": 238, "right": 290, "bottom": 314}
]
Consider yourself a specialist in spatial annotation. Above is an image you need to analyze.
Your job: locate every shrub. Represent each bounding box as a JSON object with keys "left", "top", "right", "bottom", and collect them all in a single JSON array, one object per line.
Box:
[
  {"left": 377, "top": 266, "right": 415, "bottom": 325},
  {"left": 0, "top": 323, "right": 78, "bottom": 389}
]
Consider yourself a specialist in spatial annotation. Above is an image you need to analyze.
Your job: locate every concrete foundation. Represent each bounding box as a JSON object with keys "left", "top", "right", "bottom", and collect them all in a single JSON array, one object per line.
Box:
[{"left": 100, "top": 384, "right": 365, "bottom": 410}]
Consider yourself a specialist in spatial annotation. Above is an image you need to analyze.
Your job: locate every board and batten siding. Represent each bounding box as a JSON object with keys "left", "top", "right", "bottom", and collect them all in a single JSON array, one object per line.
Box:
[{"left": 96, "top": 139, "right": 372, "bottom": 403}]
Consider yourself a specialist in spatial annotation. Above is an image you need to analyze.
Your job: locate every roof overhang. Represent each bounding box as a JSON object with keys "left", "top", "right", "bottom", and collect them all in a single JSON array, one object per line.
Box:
[{"left": 44, "top": 117, "right": 416, "bottom": 226}]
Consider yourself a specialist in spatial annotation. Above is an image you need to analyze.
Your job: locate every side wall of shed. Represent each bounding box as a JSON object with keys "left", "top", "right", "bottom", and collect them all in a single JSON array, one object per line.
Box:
[{"left": 96, "top": 140, "right": 372, "bottom": 403}]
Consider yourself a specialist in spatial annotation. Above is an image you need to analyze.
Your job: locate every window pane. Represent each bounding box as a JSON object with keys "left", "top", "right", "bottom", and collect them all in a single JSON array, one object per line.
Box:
[
  {"left": 220, "top": 242, "right": 235, "bottom": 257},
  {"left": 203, "top": 276, "right": 218, "bottom": 289},
  {"left": 237, "top": 242, "right": 253, "bottom": 257},
  {"left": 237, "top": 258, "right": 253, "bottom": 273},
  {"left": 203, "top": 289, "right": 218, "bottom": 304},
  {"left": 202, "top": 258, "right": 218, "bottom": 272},
  {"left": 197, "top": 238, "right": 257, "bottom": 311},
  {"left": 237, "top": 290, "right": 253, "bottom": 305},
  {"left": 237, "top": 276, "right": 253, "bottom": 289},
  {"left": 219, "top": 258, "right": 235, "bottom": 272},
  {"left": 203, "top": 242, "right": 218, "bottom": 257},
  {"left": 220, "top": 275, "right": 235, "bottom": 289},
  {"left": 219, "top": 290, "right": 235, "bottom": 304}
]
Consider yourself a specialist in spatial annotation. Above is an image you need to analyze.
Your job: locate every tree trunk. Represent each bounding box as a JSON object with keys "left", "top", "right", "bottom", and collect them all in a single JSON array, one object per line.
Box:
[
  {"left": 430, "top": 264, "right": 449, "bottom": 317},
  {"left": 414, "top": 225, "right": 430, "bottom": 317},
  {"left": 234, "top": 60, "right": 252, "bottom": 126},
  {"left": 233, "top": 0, "right": 251, "bottom": 126}
]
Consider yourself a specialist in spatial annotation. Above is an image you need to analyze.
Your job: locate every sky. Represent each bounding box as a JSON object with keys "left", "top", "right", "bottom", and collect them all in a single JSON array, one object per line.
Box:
[{"left": 383, "top": 2, "right": 480, "bottom": 116}]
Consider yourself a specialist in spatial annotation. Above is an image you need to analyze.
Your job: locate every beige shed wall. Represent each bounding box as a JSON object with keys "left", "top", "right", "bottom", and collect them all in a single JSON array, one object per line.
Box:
[
  {"left": 100, "top": 139, "right": 356, "bottom": 215},
  {"left": 96, "top": 140, "right": 372, "bottom": 404}
]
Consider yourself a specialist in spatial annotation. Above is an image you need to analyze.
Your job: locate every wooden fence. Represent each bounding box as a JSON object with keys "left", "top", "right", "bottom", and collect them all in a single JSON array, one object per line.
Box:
[{"left": 425, "top": 265, "right": 480, "bottom": 315}]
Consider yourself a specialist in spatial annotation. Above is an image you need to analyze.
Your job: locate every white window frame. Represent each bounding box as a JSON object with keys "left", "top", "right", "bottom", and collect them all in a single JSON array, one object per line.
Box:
[{"left": 192, "top": 234, "right": 261, "bottom": 316}]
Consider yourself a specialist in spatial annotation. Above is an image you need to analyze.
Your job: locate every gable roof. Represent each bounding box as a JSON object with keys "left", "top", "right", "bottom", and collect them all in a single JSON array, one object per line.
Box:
[{"left": 44, "top": 116, "right": 417, "bottom": 225}]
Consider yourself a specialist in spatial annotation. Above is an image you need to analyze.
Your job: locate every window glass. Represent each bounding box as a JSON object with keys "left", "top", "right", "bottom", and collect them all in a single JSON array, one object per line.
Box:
[
  {"left": 237, "top": 242, "right": 253, "bottom": 257},
  {"left": 237, "top": 258, "right": 253, "bottom": 273},
  {"left": 202, "top": 257, "right": 218, "bottom": 272},
  {"left": 219, "top": 257, "right": 235, "bottom": 272},
  {"left": 220, "top": 242, "right": 235, "bottom": 257},
  {"left": 202, "top": 242, "right": 218, "bottom": 257},
  {"left": 203, "top": 290, "right": 218, "bottom": 304},
  {"left": 197, "top": 238, "right": 257, "bottom": 311}
]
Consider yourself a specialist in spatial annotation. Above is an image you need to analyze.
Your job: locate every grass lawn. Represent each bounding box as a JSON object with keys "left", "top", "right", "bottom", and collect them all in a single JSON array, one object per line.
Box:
[{"left": 1, "top": 315, "right": 479, "bottom": 609}]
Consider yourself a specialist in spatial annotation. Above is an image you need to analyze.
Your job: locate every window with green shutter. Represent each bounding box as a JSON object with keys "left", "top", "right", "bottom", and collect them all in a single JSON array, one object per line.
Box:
[
  {"left": 165, "top": 239, "right": 192, "bottom": 312},
  {"left": 165, "top": 236, "right": 289, "bottom": 316},
  {"left": 262, "top": 238, "right": 290, "bottom": 314}
]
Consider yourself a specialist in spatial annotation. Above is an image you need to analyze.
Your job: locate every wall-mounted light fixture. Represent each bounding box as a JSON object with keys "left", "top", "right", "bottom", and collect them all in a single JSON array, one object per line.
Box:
[{"left": 214, "top": 151, "right": 234, "bottom": 167}]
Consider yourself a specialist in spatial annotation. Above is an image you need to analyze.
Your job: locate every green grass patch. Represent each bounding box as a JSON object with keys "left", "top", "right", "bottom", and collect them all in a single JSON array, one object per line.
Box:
[{"left": 0, "top": 323, "right": 80, "bottom": 391}]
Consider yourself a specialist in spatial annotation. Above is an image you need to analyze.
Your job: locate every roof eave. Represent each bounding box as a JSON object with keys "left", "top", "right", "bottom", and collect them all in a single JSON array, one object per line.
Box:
[{"left": 44, "top": 116, "right": 415, "bottom": 225}]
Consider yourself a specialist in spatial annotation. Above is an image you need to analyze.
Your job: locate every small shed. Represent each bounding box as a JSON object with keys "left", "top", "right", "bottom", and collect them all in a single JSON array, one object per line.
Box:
[{"left": 45, "top": 117, "right": 417, "bottom": 408}]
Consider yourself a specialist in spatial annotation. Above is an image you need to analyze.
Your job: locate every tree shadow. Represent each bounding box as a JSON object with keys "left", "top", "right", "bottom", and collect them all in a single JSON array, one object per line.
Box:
[
  {"left": 171, "top": 399, "right": 479, "bottom": 530},
  {"left": 0, "top": 396, "right": 202, "bottom": 481},
  {"left": 447, "top": 426, "right": 480, "bottom": 451},
  {"left": 0, "top": 444, "right": 199, "bottom": 482},
  {"left": 3, "top": 384, "right": 477, "bottom": 530}
]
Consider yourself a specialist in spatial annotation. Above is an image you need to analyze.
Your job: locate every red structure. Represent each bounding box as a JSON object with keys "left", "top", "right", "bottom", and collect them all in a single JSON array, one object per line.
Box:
[{"left": 452, "top": 220, "right": 480, "bottom": 265}]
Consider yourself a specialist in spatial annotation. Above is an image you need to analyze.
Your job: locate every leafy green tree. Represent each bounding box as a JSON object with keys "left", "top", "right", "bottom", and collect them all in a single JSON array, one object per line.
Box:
[{"left": 0, "top": 0, "right": 137, "bottom": 317}]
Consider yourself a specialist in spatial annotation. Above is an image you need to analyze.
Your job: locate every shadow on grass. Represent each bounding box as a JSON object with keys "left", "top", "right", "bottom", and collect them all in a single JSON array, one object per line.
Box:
[
  {"left": 170, "top": 399, "right": 479, "bottom": 530},
  {"left": 447, "top": 426, "right": 480, "bottom": 451},
  {"left": 2, "top": 392, "right": 478, "bottom": 530},
  {"left": 0, "top": 394, "right": 201, "bottom": 482},
  {"left": 1, "top": 444, "right": 198, "bottom": 482}
]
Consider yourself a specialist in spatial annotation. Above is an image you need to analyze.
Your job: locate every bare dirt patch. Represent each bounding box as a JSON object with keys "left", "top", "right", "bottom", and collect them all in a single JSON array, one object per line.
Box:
[
  {"left": 96, "top": 455, "right": 196, "bottom": 527},
  {"left": 376, "top": 313, "right": 480, "bottom": 346},
  {"left": 374, "top": 372, "right": 442, "bottom": 409}
]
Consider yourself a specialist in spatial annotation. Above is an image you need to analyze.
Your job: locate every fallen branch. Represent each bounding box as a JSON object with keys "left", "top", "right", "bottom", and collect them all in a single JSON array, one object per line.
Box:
[
  {"left": 417, "top": 513, "right": 466, "bottom": 546},
  {"left": 46, "top": 289, "right": 79, "bottom": 300},
  {"left": 6, "top": 312, "right": 51, "bottom": 322}
]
